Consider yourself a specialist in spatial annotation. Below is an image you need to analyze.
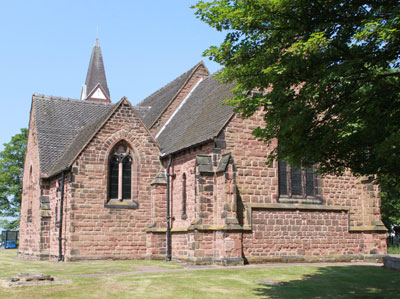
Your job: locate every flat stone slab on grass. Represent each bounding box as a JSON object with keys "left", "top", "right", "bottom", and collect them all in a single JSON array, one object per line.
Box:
[
  {"left": 383, "top": 254, "right": 400, "bottom": 271},
  {"left": 0, "top": 273, "right": 70, "bottom": 288}
]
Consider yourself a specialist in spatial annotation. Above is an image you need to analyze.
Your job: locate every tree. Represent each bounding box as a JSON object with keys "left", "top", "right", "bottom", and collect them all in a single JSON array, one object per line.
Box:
[
  {"left": 193, "top": 0, "right": 400, "bottom": 178},
  {"left": 380, "top": 175, "right": 400, "bottom": 230},
  {"left": 0, "top": 129, "right": 28, "bottom": 229}
]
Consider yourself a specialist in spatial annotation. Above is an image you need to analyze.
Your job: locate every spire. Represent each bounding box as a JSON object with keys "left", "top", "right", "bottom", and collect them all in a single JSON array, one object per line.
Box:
[{"left": 81, "top": 38, "right": 111, "bottom": 102}]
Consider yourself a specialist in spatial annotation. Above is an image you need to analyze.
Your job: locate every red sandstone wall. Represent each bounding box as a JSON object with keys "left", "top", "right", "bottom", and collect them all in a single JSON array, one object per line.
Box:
[
  {"left": 163, "top": 110, "right": 386, "bottom": 262},
  {"left": 172, "top": 230, "right": 241, "bottom": 263},
  {"left": 223, "top": 113, "right": 279, "bottom": 205},
  {"left": 39, "top": 173, "right": 73, "bottom": 261},
  {"left": 322, "top": 172, "right": 382, "bottom": 227},
  {"left": 20, "top": 94, "right": 386, "bottom": 263},
  {"left": 63, "top": 100, "right": 162, "bottom": 260},
  {"left": 167, "top": 143, "right": 245, "bottom": 263},
  {"left": 243, "top": 209, "right": 386, "bottom": 259},
  {"left": 169, "top": 144, "right": 214, "bottom": 258},
  {"left": 223, "top": 113, "right": 383, "bottom": 227},
  {"left": 146, "top": 183, "right": 167, "bottom": 258},
  {"left": 171, "top": 232, "right": 192, "bottom": 258},
  {"left": 18, "top": 106, "right": 42, "bottom": 259},
  {"left": 169, "top": 143, "right": 214, "bottom": 228},
  {"left": 222, "top": 113, "right": 386, "bottom": 257}
]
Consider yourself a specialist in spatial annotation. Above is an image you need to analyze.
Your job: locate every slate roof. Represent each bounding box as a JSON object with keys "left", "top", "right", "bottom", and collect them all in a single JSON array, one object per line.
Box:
[
  {"left": 33, "top": 94, "right": 115, "bottom": 176},
  {"left": 156, "top": 76, "right": 235, "bottom": 155},
  {"left": 85, "top": 39, "right": 110, "bottom": 98},
  {"left": 32, "top": 66, "right": 236, "bottom": 178},
  {"left": 47, "top": 103, "right": 119, "bottom": 177},
  {"left": 135, "top": 63, "right": 201, "bottom": 128}
]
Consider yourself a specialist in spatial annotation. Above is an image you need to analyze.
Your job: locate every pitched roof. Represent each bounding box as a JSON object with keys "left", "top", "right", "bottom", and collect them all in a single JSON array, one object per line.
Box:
[
  {"left": 156, "top": 76, "right": 235, "bottom": 155},
  {"left": 47, "top": 105, "right": 116, "bottom": 177},
  {"left": 135, "top": 62, "right": 203, "bottom": 128},
  {"left": 33, "top": 94, "right": 115, "bottom": 176},
  {"left": 32, "top": 67, "right": 235, "bottom": 177},
  {"left": 47, "top": 98, "right": 159, "bottom": 177},
  {"left": 85, "top": 39, "right": 110, "bottom": 98}
]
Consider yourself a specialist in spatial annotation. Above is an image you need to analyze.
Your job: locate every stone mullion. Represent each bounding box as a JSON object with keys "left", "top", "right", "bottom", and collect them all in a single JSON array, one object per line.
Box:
[
  {"left": 118, "top": 161, "right": 123, "bottom": 201},
  {"left": 114, "top": 152, "right": 129, "bottom": 201}
]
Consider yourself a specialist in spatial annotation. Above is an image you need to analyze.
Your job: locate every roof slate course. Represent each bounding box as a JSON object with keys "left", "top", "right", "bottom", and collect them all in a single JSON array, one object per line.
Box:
[
  {"left": 135, "top": 63, "right": 200, "bottom": 127},
  {"left": 156, "top": 76, "right": 235, "bottom": 155},
  {"left": 33, "top": 94, "right": 115, "bottom": 176}
]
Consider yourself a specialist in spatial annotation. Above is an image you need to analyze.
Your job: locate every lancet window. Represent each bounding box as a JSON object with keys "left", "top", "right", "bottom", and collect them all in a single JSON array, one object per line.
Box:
[{"left": 109, "top": 142, "right": 132, "bottom": 201}]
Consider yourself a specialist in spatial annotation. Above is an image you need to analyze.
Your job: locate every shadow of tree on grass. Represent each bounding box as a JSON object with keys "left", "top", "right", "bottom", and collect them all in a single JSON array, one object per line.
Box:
[{"left": 253, "top": 265, "right": 399, "bottom": 299}]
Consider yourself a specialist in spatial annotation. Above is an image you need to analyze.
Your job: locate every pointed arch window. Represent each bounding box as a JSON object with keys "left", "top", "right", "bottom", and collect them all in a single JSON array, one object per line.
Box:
[{"left": 106, "top": 141, "right": 138, "bottom": 208}]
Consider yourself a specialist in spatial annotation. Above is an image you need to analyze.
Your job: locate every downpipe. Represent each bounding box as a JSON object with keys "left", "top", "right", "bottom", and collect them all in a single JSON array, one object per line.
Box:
[
  {"left": 166, "top": 155, "right": 173, "bottom": 261},
  {"left": 58, "top": 171, "right": 65, "bottom": 261}
]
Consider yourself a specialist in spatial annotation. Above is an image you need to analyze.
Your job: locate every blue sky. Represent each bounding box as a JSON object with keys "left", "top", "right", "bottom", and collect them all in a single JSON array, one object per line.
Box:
[{"left": 0, "top": 0, "right": 225, "bottom": 150}]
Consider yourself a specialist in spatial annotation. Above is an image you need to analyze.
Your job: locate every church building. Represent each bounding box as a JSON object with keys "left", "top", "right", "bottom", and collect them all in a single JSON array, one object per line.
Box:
[{"left": 18, "top": 39, "right": 387, "bottom": 264}]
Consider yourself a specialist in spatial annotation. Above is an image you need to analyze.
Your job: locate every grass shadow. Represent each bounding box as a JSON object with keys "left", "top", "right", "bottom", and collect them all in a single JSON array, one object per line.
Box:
[{"left": 253, "top": 265, "right": 400, "bottom": 298}]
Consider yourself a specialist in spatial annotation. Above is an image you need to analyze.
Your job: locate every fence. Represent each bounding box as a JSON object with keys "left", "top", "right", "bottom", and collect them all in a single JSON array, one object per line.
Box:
[{"left": 1, "top": 230, "right": 19, "bottom": 249}]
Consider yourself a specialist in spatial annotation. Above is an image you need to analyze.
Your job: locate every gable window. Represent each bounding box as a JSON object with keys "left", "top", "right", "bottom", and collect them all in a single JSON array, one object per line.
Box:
[
  {"left": 108, "top": 142, "right": 132, "bottom": 201},
  {"left": 278, "top": 161, "right": 317, "bottom": 199}
]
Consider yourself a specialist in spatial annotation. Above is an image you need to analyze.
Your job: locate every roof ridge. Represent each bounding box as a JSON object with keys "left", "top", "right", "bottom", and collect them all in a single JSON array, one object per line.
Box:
[
  {"left": 33, "top": 93, "right": 78, "bottom": 101},
  {"left": 136, "top": 62, "right": 203, "bottom": 107},
  {"left": 33, "top": 93, "right": 114, "bottom": 106}
]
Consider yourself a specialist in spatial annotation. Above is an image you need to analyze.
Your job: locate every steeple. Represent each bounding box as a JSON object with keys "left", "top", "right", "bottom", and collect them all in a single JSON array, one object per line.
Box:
[{"left": 81, "top": 38, "right": 111, "bottom": 102}]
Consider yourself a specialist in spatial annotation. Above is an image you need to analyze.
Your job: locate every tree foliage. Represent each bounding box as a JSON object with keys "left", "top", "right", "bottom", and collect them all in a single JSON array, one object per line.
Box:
[
  {"left": 380, "top": 175, "right": 400, "bottom": 230},
  {"left": 0, "top": 129, "right": 28, "bottom": 229},
  {"left": 193, "top": 0, "right": 400, "bottom": 178}
]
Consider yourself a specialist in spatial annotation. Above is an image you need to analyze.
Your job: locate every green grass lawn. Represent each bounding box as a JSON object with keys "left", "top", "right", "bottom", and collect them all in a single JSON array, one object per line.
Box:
[
  {"left": 0, "top": 250, "right": 399, "bottom": 298},
  {"left": 388, "top": 245, "right": 400, "bottom": 254}
]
